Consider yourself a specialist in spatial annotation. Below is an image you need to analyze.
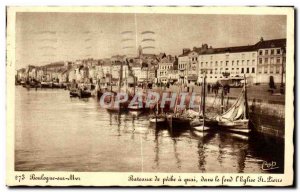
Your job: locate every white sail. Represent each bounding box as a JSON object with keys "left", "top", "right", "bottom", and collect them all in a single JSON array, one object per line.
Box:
[{"left": 217, "top": 87, "right": 246, "bottom": 121}]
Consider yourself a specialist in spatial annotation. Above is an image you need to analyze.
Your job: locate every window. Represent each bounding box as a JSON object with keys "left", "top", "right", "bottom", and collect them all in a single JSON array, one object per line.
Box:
[
  {"left": 271, "top": 49, "right": 274, "bottom": 55},
  {"left": 276, "top": 49, "right": 281, "bottom": 54},
  {"left": 264, "top": 67, "right": 268, "bottom": 74},
  {"left": 210, "top": 62, "right": 213, "bottom": 67},
  {"left": 270, "top": 57, "right": 274, "bottom": 64},
  {"left": 201, "top": 62, "right": 203, "bottom": 67},
  {"left": 246, "top": 68, "right": 249, "bottom": 74},
  {"left": 232, "top": 68, "right": 234, "bottom": 70},
  {"left": 276, "top": 66, "right": 280, "bottom": 74},
  {"left": 226, "top": 61, "right": 229, "bottom": 66},
  {"left": 247, "top": 60, "right": 250, "bottom": 65},
  {"left": 252, "top": 53, "right": 256, "bottom": 57},
  {"left": 252, "top": 60, "right": 255, "bottom": 65},
  {"left": 270, "top": 66, "right": 274, "bottom": 73},
  {"left": 264, "top": 58, "right": 268, "bottom": 64},
  {"left": 220, "top": 61, "right": 223, "bottom": 66},
  {"left": 259, "top": 50, "right": 263, "bottom": 55},
  {"left": 242, "top": 60, "right": 244, "bottom": 65},
  {"left": 259, "top": 58, "right": 262, "bottom": 64},
  {"left": 242, "top": 53, "right": 245, "bottom": 59},
  {"left": 276, "top": 57, "right": 280, "bottom": 64},
  {"left": 252, "top": 67, "right": 255, "bottom": 73},
  {"left": 265, "top": 50, "right": 268, "bottom": 55},
  {"left": 241, "top": 68, "right": 244, "bottom": 73},
  {"left": 258, "top": 67, "right": 262, "bottom": 74},
  {"left": 232, "top": 61, "right": 234, "bottom": 66},
  {"left": 225, "top": 68, "right": 229, "bottom": 70},
  {"left": 210, "top": 56, "right": 213, "bottom": 60},
  {"left": 237, "top": 60, "right": 239, "bottom": 66}
]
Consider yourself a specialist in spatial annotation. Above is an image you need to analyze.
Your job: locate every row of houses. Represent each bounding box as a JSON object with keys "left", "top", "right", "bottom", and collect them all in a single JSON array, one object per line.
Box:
[{"left": 16, "top": 37, "right": 286, "bottom": 86}]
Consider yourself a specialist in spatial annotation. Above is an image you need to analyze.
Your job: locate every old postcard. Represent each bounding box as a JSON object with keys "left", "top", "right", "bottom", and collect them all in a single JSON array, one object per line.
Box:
[{"left": 6, "top": 6, "right": 294, "bottom": 187}]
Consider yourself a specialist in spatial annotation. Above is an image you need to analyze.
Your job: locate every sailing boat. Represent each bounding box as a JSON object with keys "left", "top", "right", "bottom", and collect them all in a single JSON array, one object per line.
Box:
[
  {"left": 149, "top": 93, "right": 166, "bottom": 126},
  {"left": 166, "top": 87, "right": 190, "bottom": 130},
  {"left": 190, "top": 73, "right": 218, "bottom": 131},
  {"left": 128, "top": 74, "right": 144, "bottom": 114},
  {"left": 190, "top": 74, "right": 208, "bottom": 131},
  {"left": 106, "top": 61, "right": 127, "bottom": 112},
  {"left": 215, "top": 76, "right": 249, "bottom": 133}
]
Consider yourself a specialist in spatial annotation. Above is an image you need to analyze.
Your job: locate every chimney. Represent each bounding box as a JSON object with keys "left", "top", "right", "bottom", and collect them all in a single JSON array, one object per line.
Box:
[
  {"left": 260, "top": 37, "right": 264, "bottom": 42},
  {"left": 182, "top": 48, "right": 191, "bottom": 55}
]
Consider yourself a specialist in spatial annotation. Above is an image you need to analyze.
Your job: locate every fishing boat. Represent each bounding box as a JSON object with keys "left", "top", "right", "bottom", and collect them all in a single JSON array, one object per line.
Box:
[
  {"left": 69, "top": 88, "right": 78, "bottom": 97},
  {"left": 105, "top": 61, "right": 128, "bottom": 112},
  {"left": 78, "top": 88, "right": 92, "bottom": 98},
  {"left": 166, "top": 82, "right": 191, "bottom": 130},
  {"left": 40, "top": 81, "right": 52, "bottom": 88},
  {"left": 127, "top": 92, "right": 145, "bottom": 111},
  {"left": 215, "top": 76, "right": 249, "bottom": 133},
  {"left": 190, "top": 73, "right": 217, "bottom": 132},
  {"left": 149, "top": 98, "right": 167, "bottom": 126},
  {"left": 166, "top": 113, "right": 190, "bottom": 130}
]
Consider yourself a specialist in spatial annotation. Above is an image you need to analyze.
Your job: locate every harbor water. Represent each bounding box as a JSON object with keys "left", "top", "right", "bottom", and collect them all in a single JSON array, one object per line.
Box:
[{"left": 15, "top": 87, "right": 284, "bottom": 173}]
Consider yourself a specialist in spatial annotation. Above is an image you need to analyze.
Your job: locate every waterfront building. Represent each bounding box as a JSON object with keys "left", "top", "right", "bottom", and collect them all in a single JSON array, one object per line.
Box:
[
  {"left": 178, "top": 48, "right": 190, "bottom": 84},
  {"left": 68, "top": 66, "right": 77, "bottom": 82},
  {"left": 198, "top": 45, "right": 258, "bottom": 84},
  {"left": 158, "top": 55, "right": 176, "bottom": 84},
  {"left": 197, "top": 38, "right": 286, "bottom": 84},
  {"left": 16, "top": 68, "right": 26, "bottom": 81},
  {"left": 255, "top": 38, "right": 286, "bottom": 84},
  {"left": 131, "top": 63, "right": 142, "bottom": 81},
  {"left": 187, "top": 50, "right": 200, "bottom": 85}
]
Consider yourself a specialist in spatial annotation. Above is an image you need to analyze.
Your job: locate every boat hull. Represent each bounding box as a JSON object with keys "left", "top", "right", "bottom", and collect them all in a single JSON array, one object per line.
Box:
[
  {"left": 166, "top": 115, "right": 190, "bottom": 130},
  {"left": 78, "top": 90, "right": 92, "bottom": 98},
  {"left": 149, "top": 117, "right": 166, "bottom": 123},
  {"left": 217, "top": 119, "right": 250, "bottom": 133}
]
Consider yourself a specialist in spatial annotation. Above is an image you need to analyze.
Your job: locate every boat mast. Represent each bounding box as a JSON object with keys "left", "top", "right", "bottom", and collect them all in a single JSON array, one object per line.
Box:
[
  {"left": 244, "top": 74, "right": 249, "bottom": 119},
  {"left": 221, "top": 88, "right": 224, "bottom": 113},
  {"left": 202, "top": 72, "right": 206, "bottom": 129},
  {"left": 133, "top": 76, "right": 136, "bottom": 95},
  {"left": 110, "top": 64, "right": 112, "bottom": 92},
  {"left": 124, "top": 67, "right": 127, "bottom": 93},
  {"left": 118, "top": 60, "right": 123, "bottom": 93}
]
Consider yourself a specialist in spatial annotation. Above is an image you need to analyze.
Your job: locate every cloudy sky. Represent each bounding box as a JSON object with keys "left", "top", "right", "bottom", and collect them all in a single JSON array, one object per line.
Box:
[{"left": 16, "top": 12, "right": 286, "bottom": 69}]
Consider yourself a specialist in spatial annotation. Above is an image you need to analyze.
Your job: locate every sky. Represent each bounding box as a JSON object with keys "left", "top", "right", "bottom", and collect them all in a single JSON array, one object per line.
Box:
[{"left": 15, "top": 13, "right": 286, "bottom": 69}]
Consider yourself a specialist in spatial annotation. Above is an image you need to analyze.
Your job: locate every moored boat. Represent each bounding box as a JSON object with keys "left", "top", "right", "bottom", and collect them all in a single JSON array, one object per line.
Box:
[
  {"left": 166, "top": 113, "right": 190, "bottom": 130},
  {"left": 41, "top": 81, "right": 52, "bottom": 88},
  {"left": 215, "top": 75, "right": 250, "bottom": 133}
]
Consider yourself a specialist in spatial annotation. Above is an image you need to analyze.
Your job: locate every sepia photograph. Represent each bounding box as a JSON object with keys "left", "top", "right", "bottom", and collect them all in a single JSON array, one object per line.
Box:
[{"left": 6, "top": 6, "right": 294, "bottom": 187}]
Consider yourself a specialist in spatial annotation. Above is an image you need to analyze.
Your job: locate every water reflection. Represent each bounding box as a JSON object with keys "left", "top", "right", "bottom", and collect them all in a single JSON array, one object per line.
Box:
[{"left": 15, "top": 87, "right": 284, "bottom": 173}]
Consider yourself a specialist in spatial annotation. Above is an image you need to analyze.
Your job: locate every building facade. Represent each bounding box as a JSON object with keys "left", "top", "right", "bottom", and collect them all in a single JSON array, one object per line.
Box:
[
  {"left": 198, "top": 47, "right": 258, "bottom": 84},
  {"left": 255, "top": 38, "right": 286, "bottom": 84},
  {"left": 178, "top": 49, "right": 190, "bottom": 83}
]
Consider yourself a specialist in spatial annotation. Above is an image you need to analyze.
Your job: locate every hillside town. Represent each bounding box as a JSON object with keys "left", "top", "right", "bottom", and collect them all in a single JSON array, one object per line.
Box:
[{"left": 16, "top": 37, "right": 286, "bottom": 91}]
